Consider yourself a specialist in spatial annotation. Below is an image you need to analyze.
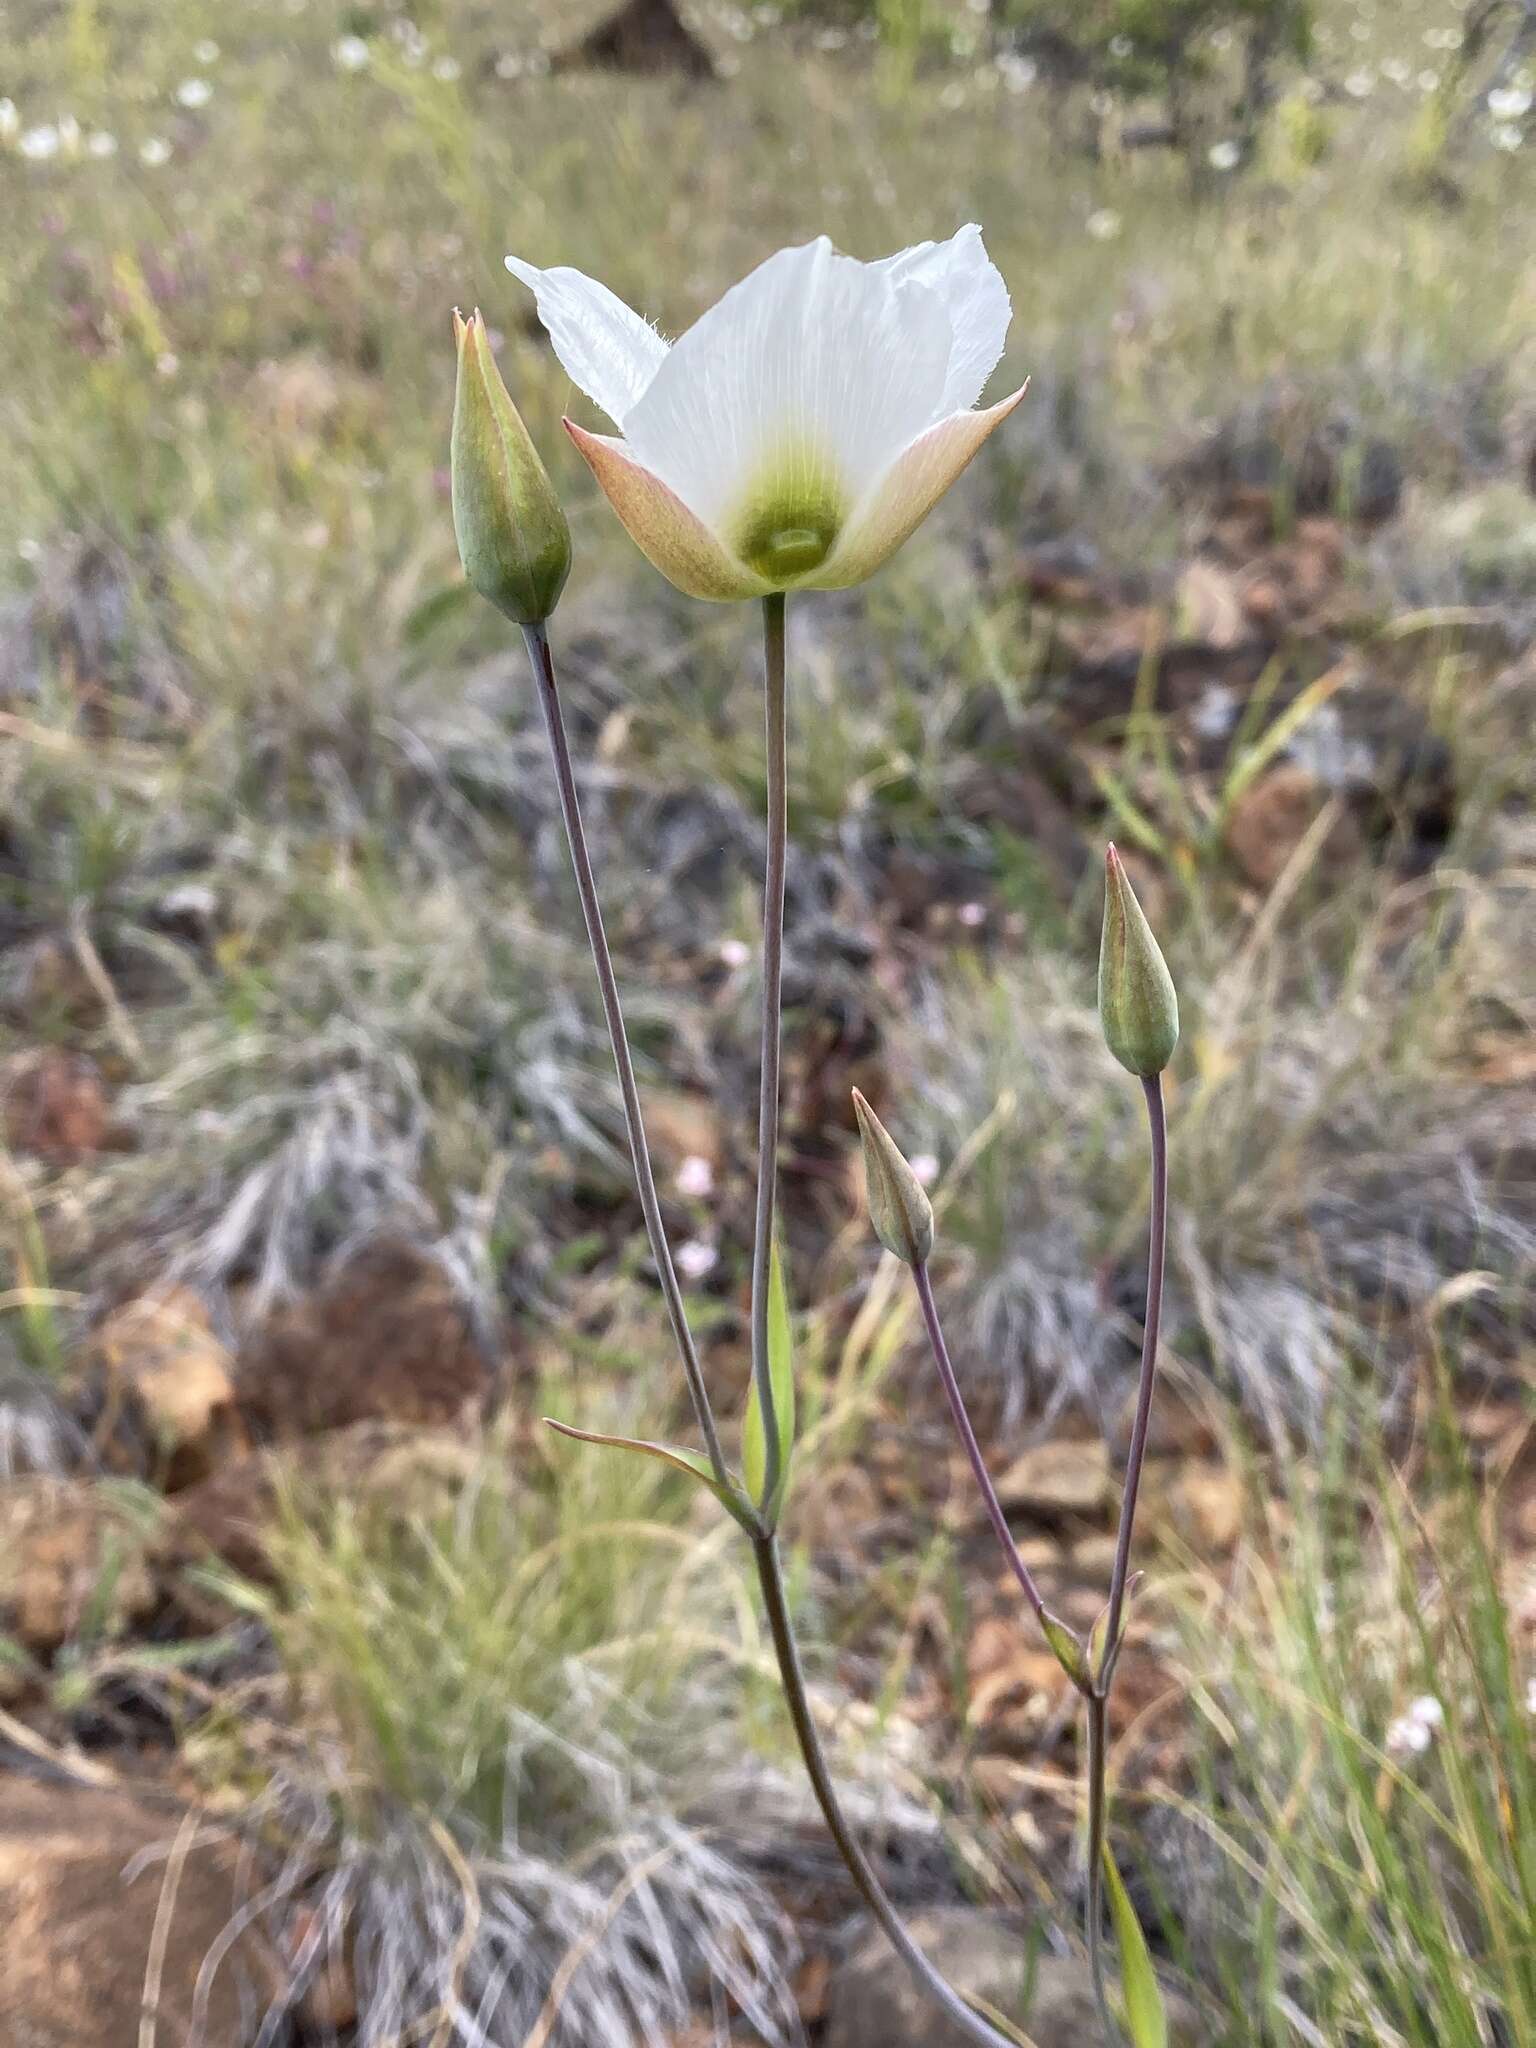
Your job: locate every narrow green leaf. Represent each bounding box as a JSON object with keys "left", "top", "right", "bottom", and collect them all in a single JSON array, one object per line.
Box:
[
  {"left": 544, "top": 1419, "right": 755, "bottom": 1531},
  {"left": 742, "top": 1241, "right": 796, "bottom": 1521},
  {"left": 1102, "top": 1842, "right": 1168, "bottom": 2048}
]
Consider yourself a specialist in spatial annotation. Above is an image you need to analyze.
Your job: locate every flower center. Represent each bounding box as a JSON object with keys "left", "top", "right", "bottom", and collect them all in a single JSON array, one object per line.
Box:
[{"left": 731, "top": 447, "right": 845, "bottom": 586}]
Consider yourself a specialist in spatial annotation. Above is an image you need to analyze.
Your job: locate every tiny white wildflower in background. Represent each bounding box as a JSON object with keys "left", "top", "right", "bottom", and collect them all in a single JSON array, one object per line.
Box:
[
  {"left": 19, "top": 124, "right": 60, "bottom": 160},
  {"left": 939, "top": 80, "right": 966, "bottom": 109},
  {"left": 155, "top": 352, "right": 180, "bottom": 379},
  {"left": 676, "top": 1239, "right": 719, "bottom": 1282},
  {"left": 333, "top": 35, "right": 370, "bottom": 71},
  {"left": 194, "top": 39, "right": 221, "bottom": 63},
  {"left": 139, "top": 135, "right": 172, "bottom": 166},
  {"left": 1492, "top": 121, "right": 1524, "bottom": 150},
  {"left": 1526, "top": 1677, "right": 1536, "bottom": 1714},
  {"left": 1086, "top": 207, "right": 1122, "bottom": 241},
  {"left": 1209, "top": 138, "right": 1242, "bottom": 171},
  {"left": 1109, "top": 34, "right": 1133, "bottom": 58},
  {"left": 17, "top": 537, "right": 43, "bottom": 564},
  {"left": 1346, "top": 69, "right": 1375, "bottom": 98},
  {"left": 719, "top": 937, "right": 751, "bottom": 970},
  {"left": 1418, "top": 69, "right": 1441, "bottom": 93},
  {"left": 676, "top": 1154, "right": 715, "bottom": 1200},
  {"left": 86, "top": 130, "right": 117, "bottom": 158},
  {"left": 998, "top": 53, "right": 1037, "bottom": 93},
  {"left": 432, "top": 54, "right": 462, "bottom": 82},
  {"left": 176, "top": 77, "right": 213, "bottom": 108},
  {"left": 0, "top": 98, "right": 18, "bottom": 140},
  {"left": 57, "top": 113, "right": 80, "bottom": 152},
  {"left": 1386, "top": 1694, "right": 1445, "bottom": 1759},
  {"left": 1489, "top": 85, "right": 1533, "bottom": 120},
  {"left": 1210, "top": 24, "right": 1233, "bottom": 50},
  {"left": 957, "top": 900, "right": 987, "bottom": 928},
  {"left": 909, "top": 1153, "right": 940, "bottom": 1188}
]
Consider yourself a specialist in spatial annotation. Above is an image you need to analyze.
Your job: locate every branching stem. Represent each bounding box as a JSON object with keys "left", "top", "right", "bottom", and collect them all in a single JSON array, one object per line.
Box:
[
  {"left": 521, "top": 622, "right": 730, "bottom": 1492},
  {"left": 753, "top": 1533, "right": 1023, "bottom": 2048}
]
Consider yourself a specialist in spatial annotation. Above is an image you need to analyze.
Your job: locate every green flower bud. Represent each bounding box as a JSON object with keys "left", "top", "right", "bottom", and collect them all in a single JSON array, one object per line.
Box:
[
  {"left": 1098, "top": 845, "right": 1179, "bottom": 1077},
  {"left": 851, "top": 1088, "right": 935, "bottom": 1267},
  {"left": 451, "top": 308, "right": 571, "bottom": 626}
]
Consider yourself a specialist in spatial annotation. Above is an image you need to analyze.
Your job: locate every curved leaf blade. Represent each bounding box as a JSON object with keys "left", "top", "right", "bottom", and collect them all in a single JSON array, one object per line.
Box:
[{"left": 544, "top": 1419, "right": 754, "bottom": 1530}]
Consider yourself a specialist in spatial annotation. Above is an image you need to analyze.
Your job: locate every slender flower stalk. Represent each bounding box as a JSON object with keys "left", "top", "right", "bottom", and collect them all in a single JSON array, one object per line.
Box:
[
  {"left": 520, "top": 622, "right": 731, "bottom": 1492},
  {"left": 749, "top": 592, "right": 789, "bottom": 1515},
  {"left": 1101, "top": 1074, "right": 1169, "bottom": 1672},
  {"left": 1083, "top": 1067, "right": 1170, "bottom": 2045},
  {"left": 911, "top": 1261, "right": 1052, "bottom": 1632}
]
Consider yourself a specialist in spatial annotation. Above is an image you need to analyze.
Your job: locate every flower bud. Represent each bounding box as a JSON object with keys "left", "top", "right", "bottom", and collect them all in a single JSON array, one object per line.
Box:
[
  {"left": 451, "top": 308, "right": 571, "bottom": 626},
  {"left": 851, "top": 1089, "right": 935, "bottom": 1267},
  {"left": 1098, "top": 845, "right": 1179, "bottom": 1077}
]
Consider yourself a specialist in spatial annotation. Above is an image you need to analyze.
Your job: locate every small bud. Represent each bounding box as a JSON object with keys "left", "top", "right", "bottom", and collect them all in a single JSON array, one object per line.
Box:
[
  {"left": 451, "top": 308, "right": 571, "bottom": 626},
  {"left": 1098, "top": 846, "right": 1179, "bottom": 1077},
  {"left": 851, "top": 1089, "right": 935, "bottom": 1266}
]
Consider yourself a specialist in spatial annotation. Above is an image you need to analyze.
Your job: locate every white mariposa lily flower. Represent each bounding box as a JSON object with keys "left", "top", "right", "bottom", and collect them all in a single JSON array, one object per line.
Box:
[{"left": 505, "top": 226, "right": 1026, "bottom": 601}]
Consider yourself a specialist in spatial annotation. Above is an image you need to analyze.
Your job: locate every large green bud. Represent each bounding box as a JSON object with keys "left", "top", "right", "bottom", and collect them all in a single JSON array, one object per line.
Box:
[
  {"left": 1098, "top": 845, "right": 1179, "bottom": 1078},
  {"left": 451, "top": 308, "right": 571, "bottom": 626}
]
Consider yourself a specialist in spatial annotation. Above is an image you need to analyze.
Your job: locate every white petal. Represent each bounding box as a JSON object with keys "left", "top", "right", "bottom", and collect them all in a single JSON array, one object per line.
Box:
[
  {"left": 875, "top": 223, "right": 1011, "bottom": 414},
  {"left": 804, "top": 384, "right": 1029, "bottom": 590},
  {"left": 620, "top": 237, "right": 955, "bottom": 544},
  {"left": 504, "top": 257, "right": 668, "bottom": 427}
]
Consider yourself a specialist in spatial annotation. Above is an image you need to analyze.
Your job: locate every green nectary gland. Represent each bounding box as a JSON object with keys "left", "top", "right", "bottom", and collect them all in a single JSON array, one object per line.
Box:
[{"left": 732, "top": 461, "right": 845, "bottom": 583}]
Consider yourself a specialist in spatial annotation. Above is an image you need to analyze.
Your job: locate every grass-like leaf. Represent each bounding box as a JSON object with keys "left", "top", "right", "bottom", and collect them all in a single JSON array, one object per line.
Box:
[
  {"left": 1103, "top": 1841, "right": 1168, "bottom": 2048},
  {"left": 741, "top": 1240, "right": 795, "bottom": 1524}
]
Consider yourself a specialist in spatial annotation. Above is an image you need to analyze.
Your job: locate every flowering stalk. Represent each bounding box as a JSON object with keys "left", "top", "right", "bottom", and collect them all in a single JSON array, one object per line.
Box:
[
  {"left": 750, "top": 592, "right": 789, "bottom": 1516},
  {"left": 852, "top": 850, "right": 1179, "bottom": 2048},
  {"left": 520, "top": 622, "right": 731, "bottom": 1493}
]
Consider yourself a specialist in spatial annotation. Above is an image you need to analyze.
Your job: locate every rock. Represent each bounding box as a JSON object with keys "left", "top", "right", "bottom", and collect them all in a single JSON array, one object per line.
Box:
[
  {"left": 995, "top": 1439, "right": 1110, "bottom": 1519},
  {"left": 554, "top": 0, "right": 717, "bottom": 80},
  {"left": 1, "top": 1048, "right": 115, "bottom": 1160},
  {"left": 1161, "top": 1464, "right": 1246, "bottom": 1555},
  {"left": 966, "top": 1615, "right": 1073, "bottom": 1732},
  {"left": 825, "top": 1908, "right": 1204, "bottom": 2048},
  {"left": 168, "top": 1419, "right": 479, "bottom": 1608},
  {"left": 235, "top": 1236, "right": 494, "bottom": 1440},
  {"left": 0, "top": 1477, "right": 161, "bottom": 1659},
  {"left": 0, "top": 1774, "right": 284, "bottom": 2047},
  {"left": 1222, "top": 763, "right": 1363, "bottom": 890},
  {"left": 92, "top": 1287, "right": 244, "bottom": 1490}
]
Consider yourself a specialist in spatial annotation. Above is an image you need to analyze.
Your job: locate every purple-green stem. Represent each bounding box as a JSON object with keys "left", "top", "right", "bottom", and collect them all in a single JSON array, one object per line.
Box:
[
  {"left": 750, "top": 592, "right": 788, "bottom": 1516},
  {"left": 912, "top": 1260, "right": 1052, "bottom": 1629},
  {"left": 521, "top": 622, "right": 731, "bottom": 1493},
  {"left": 909, "top": 1072, "right": 1169, "bottom": 2048},
  {"left": 530, "top": 603, "right": 1021, "bottom": 2048}
]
